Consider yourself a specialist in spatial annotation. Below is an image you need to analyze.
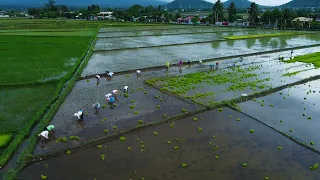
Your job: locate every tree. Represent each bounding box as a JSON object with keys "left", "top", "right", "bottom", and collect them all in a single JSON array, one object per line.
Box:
[
  {"left": 191, "top": 15, "right": 199, "bottom": 25},
  {"left": 174, "top": 12, "right": 181, "bottom": 20},
  {"left": 248, "top": 2, "right": 259, "bottom": 25},
  {"left": 28, "top": 8, "right": 42, "bottom": 16},
  {"left": 87, "top": 4, "right": 100, "bottom": 15},
  {"left": 228, "top": 2, "right": 237, "bottom": 23},
  {"left": 45, "top": 0, "right": 57, "bottom": 12},
  {"left": 128, "top": 4, "right": 143, "bottom": 18},
  {"left": 212, "top": 0, "right": 224, "bottom": 22}
]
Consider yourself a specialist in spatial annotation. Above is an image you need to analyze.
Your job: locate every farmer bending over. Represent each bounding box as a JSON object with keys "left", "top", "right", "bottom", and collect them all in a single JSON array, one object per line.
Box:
[
  {"left": 166, "top": 62, "right": 170, "bottom": 71},
  {"left": 92, "top": 102, "right": 101, "bottom": 112},
  {"left": 123, "top": 86, "right": 128, "bottom": 92},
  {"left": 38, "top": 130, "right": 49, "bottom": 144},
  {"left": 136, "top": 70, "right": 141, "bottom": 78},
  {"left": 44, "top": 125, "right": 55, "bottom": 134},
  {"left": 74, "top": 109, "right": 84, "bottom": 121},
  {"left": 95, "top": 75, "right": 100, "bottom": 84}
]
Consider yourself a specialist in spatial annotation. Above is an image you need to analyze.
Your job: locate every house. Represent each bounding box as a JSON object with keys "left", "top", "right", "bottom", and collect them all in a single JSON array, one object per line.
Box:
[
  {"left": 292, "top": 17, "right": 313, "bottom": 28},
  {"left": 0, "top": 11, "right": 9, "bottom": 18},
  {"left": 98, "top": 11, "right": 114, "bottom": 20},
  {"left": 177, "top": 15, "right": 204, "bottom": 25}
]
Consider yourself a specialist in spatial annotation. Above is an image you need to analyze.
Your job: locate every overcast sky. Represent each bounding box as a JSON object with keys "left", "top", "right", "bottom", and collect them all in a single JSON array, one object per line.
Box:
[{"left": 163, "top": 0, "right": 292, "bottom": 6}]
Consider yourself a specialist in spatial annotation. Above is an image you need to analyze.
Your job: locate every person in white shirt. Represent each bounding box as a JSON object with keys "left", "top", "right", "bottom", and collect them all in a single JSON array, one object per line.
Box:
[
  {"left": 38, "top": 130, "right": 49, "bottom": 144},
  {"left": 74, "top": 110, "right": 83, "bottom": 120},
  {"left": 198, "top": 60, "right": 203, "bottom": 66},
  {"left": 136, "top": 70, "right": 141, "bottom": 78},
  {"left": 92, "top": 102, "right": 100, "bottom": 112},
  {"left": 123, "top": 86, "right": 128, "bottom": 92},
  {"left": 112, "top": 90, "right": 118, "bottom": 99},
  {"left": 95, "top": 75, "right": 100, "bottom": 84}
]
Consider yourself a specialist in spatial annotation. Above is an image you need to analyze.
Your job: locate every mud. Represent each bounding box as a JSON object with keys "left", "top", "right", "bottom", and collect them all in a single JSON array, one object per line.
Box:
[
  {"left": 82, "top": 34, "right": 320, "bottom": 76},
  {"left": 238, "top": 80, "right": 320, "bottom": 150},
  {"left": 33, "top": 74, "right": 200, "bottom": 155},
  {"left": 20, "top": 108, "right": 320, "bottom": 180}
]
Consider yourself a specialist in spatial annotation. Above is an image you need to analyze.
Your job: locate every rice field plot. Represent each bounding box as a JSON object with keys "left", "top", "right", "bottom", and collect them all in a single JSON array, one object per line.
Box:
[
  {"left": 20, "top": 108, "right": 320, "bottom": 180},
  {"left": 95, "top": 30, "right": 289, "bottom": 51},
  {"left": 0, "top": 83, "right": 57, "bottom": 134},
  {"left": 146, "top": 53, "right": 320, "bottom": 106},
  {"left": 99, "top": 25, "right": 209, "bottom": 32},
  {"left": 223, "top": 32, "right": 305, "bottom": 40},
  {"left": 0, "top": 31, "right": 94, "bottom": 37},
  {"left": 0, "top": 34, "right": 91, "bottom": 85},
  {"left": 82, "top": 33, "right": 320, "bottom": 75},
  {"left": 33, "top": 74, "right": 200, "bottom": 154},
  {"left": 238, "top": 80, "right": 320, "bottom": 150},
  {"left": 97, "top": 27, "right": 279, "bottom": 38}
]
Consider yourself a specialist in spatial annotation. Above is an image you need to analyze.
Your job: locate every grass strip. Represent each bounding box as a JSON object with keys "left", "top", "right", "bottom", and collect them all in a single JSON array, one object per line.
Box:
[
  {"left": 0, "top": 134, "right": 13, "bottom": 149},
  {"left": 284, "top": 52, "right": 320, "bottom": 68}
]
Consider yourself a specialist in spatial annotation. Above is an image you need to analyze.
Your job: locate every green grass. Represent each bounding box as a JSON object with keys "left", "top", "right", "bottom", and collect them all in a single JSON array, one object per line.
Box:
[
  {"left": 223, "top": 32, "right": 303, "bottom": 40},
  {"left": 0, "top": 31, "right": 94, "bottom": 36},
  {"left": 0, "top": 83, "right": 56, "bottom": 134},
  {"left": 0, "top": 134, "right": 13, "bottom": 148},
  {"left": 284, "top": 52, "right": 320, "bottom": 68},
  {"left": 0, "top": 35, "right": 91, "bottom": 85}
]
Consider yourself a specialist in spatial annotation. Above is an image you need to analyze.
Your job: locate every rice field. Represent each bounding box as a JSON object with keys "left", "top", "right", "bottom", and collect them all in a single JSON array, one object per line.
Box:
[{"left": 3, "top": 21, "right": 320, "bottom": 180}]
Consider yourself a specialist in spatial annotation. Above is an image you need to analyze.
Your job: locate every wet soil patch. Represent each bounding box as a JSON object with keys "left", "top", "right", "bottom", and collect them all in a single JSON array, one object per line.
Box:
[
  {"left": 20, "top": 108, "right": 320, "bottom": 180},
  {"left": 33, "top": 74, "right": 200, "bottom": 155}
]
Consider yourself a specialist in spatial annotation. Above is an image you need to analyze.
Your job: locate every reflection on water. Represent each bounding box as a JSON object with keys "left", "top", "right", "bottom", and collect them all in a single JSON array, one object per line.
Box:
[
  {"left": 227, "top": 40, "right": 235, "bottom": 47},
  {"left": 211, "top": 41, "right": 221, "bottom": 49},
  {"left": 246, "top": 38, "right": 256, "bottom": 49},
  {"left": 270, "top": 39, "right": 279, "bottom": 48},
  {"left": 259, "top": 37, "right": 272, "bottom": 47}
]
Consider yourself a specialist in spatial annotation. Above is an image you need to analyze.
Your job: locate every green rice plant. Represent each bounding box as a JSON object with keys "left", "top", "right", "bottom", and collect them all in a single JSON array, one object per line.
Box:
[
  {"left": 69, "top": 136, "right": 79, "bottom": 140},
  {"left": 229, "top": 116, "right": 232, "bottom": 119},
  {"left": 101, "top": 154, "right": 105, "bottom": 160},
  {"left": 102, "top": 104, "right": 107, "bottom": 109},
  {"left": 198, "top": 127, "right": 202, "bottom": 132},
  {"left": 140, "top": 141, "right": 144, "bottom": 144},
  {"left": 126, "top": 74, "right": 130, "bottom": 77},
  {"left": 215, "top": 156, "right": 219, "bottom": 159},
  {"left": 128, "top": 147, "right": 131, "bottom": 150},
  {"left": 86, "top": 80, "right": 90, "bottom": 82},
  {"left": 156, "top": 105, "right": 161, "bottom": 108},
  {"left": 144, "top": 92, "right": 148, "bottom": 95},
  {"left": 113, "top": 125, "right": 117, "bottom": 129},
  {"left": 170, "top": 123, "right": 174, "bottom": 128},
  {"left": 167, "top": 141, "right": 172, "bottom": 144},
  {"left": 175, "top": 138, "right": 179, "bottom": 142},
  {"left": 250, "top": 129, "right": 254, "bottom": 133},
  {"left": 213, "top": 146, "right": 218, "bottom": 150},
  {"left": 138, "top": 120, "right": 143, "bottom": 124},
  {"left": 242, "top": 163, "right": 248, "bottom": 167},
  {"left": 289, "top": 129, "right": 293, "bottom": 132},
  {"left": 174, "top": 146, "right": 179, "bottom": 150},
  {"left": 181, "top": 163, "right": 187, "bottom": 168},
  {"left": 265, "top": 177, "right": 269, "bottom": 180},
  {"left": 269, "top": 104, "right": 274, "bottom": 107},
  {"left": 303, "top": 114, "right": 306, "bottom": 116},
  {"left": 103, "top": 117, "right": 107, "bottom": 121},
  {"left": 66, "top": 150, "right": 71, "bottom": 154},
  {"left": 130, "top": 104, "right": 135, "bottom": 109},
  {"left": 163, "top": 114, "right": 167, "bottom": 118},
  {"left": 97, "top": 145, "right": 102, "bottom": 149},
  {"left": 310, "top": 141, "right": 315, "bottom": 145},
  {"left": 131, "top": 100, "right": 135, "bottom": 103},
  {"left": 280, "top": 120, "right": 283, "bottom": 123},
  {"left": 218, "top": 108, "right": 223, "bottom": 112},
  {"left": 193, "top": 118, "right": 198, "bottom": 121},
  {"left": 160, "top": 99, "right": 163, "bottom": 102},
  {"left": 0, "top": 134, "right": 12, "bottom": 148},
  {"left": 119, "top": 136, "right": 126, "bottom": 141},
  {"left": 134, "top": 111, "right": 139, "bottom": 114},
  {"left": 213, "top": 136, "right": 216, "bottom": 139},
  {"left": 41, "top": 175, "right": 47, "bottom": 180},
  {"left": 154, "top": 131, "right": 158, "bottom": 136},
  {"left": 141, "top": 145, "right": 145, "bottom": 148},
  {"left": 308, "top": 116, "right": 312, "bottom": 120},
  {"left": 182, "top": 108, "right": 187, "bottom": 113},
  {"left": 141, "top": 149, "right": 144, "bottom": 152},
  {"left": 236, "top": 118, "right": 240, "bottom": 121},
  {"left": 104, "top": 129, "right": 109, "bottom": 134},
  {"left": 154, "top": 95, "right": 159, "bottom": 99},
  {"left": 310, "top": 163, "right": 319, "bottom": 170},
  {"left": 124, "top": 93, "right": 129, "bottom": 98},
  {"left": 278, "top": 146, "right": 282, "bottom": 150}
]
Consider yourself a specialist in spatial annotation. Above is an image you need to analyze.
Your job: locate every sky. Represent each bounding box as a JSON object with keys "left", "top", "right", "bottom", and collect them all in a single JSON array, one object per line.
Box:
[{"left": 163, "top": 0, "right": 292, "bottom": 6}]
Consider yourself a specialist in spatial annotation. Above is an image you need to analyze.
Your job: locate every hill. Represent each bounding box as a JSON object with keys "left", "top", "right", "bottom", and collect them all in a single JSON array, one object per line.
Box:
[
  {"left": 281, "top": 0, "right": 320, "bottom": 7},
  {"left": 223, "top": 0, "right": 251, "bottom": 8},
  {"left": 166, "top": 0, "right": 213, "bottom": 9},
  {"left": 0, "top": 0, "right": 166, "bottom": 8}
]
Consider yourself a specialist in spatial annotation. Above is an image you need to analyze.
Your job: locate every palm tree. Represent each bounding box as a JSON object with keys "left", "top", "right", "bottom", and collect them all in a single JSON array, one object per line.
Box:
[{"left": 248, "top": 2, "right": 259, "bottom": 25}]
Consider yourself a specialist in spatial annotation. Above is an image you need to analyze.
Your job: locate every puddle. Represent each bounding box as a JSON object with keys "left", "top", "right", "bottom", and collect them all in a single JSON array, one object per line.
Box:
[{"left": 20, "top": 108, "right": 320, "bottom": 180}]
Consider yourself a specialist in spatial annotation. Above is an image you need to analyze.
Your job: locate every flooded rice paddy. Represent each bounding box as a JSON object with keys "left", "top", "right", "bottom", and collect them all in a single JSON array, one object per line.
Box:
[
  {"left": 238, "top": 80, "right": 320, "bottom": 150},
  {"left": 15, "top": 26, "right": 320, "bottom": 179},
  {"left": 82, "top": 33, "right": 320, "bottom": 76},
  {"left": 20, "top": 108, "right": 320, "bottom": 180},
  {"left": 33, "top": 74, "right": 200, "bottom": 154}
]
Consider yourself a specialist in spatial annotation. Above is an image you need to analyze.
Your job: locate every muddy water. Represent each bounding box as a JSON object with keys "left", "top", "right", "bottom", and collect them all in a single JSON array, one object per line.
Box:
[
  {"left": 82, "top": 34, "right": 320, "bottom": 75},
  {"left": 238, "top": 80, "right": 320, "bottom": 150},
  {"left": 33, "top": 74, "right": 200, "bottom": 155},
  {"left": 98, "top": 28, "right": 282, "bottom": 38},
  {"left": 95, "top": 30, "right": 287, "bottom": 51},
  {"left": 20, "top": 108, "right": 320, "bottom": 180}
]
